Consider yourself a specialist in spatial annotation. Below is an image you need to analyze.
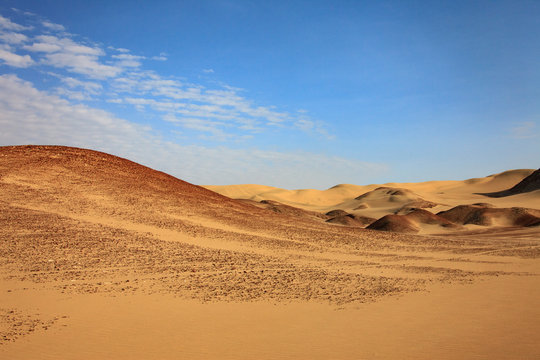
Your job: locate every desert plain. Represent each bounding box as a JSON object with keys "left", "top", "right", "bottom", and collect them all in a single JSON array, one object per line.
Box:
[{"left": 1, "top": 145, "right": 539, "bottom": 359}]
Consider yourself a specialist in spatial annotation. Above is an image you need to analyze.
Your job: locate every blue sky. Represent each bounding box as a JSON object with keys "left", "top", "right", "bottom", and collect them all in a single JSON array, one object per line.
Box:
[{"left": 0, "top": 1, "right": 538, "bottom": 189}]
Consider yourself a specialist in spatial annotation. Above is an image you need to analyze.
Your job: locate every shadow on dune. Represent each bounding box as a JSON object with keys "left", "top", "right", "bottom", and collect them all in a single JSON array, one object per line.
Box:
[{"left": 478, "top": 168, "right": 540, "bottom": 198}]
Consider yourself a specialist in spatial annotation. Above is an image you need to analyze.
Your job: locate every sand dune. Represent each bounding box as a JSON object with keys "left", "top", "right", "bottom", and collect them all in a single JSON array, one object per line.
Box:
[
  {"left": 367, "top": 209, "right": 459, "bottom": 234},
  {"left": 325, "top": 213, "right": 376, "bottom": 227},
  {"left": 437, "top": 204, "right": 540, "bottom": 227},
  {"left": 367, "top": 214, "right": 420, "bottom": 233},
  {"left": 207, "top": 168, "right": 540, "bottom": 234},
  {"left": 334, "top": 186, "right": 438, "bottom": 219},
  {"left": 205, "top": 169, "right": 536, "bottom": 209},
  {"left": 205, "top": 183, "right": 378, "bottom": 208},
  {"left": 240, "top": 199, "right": 327, "bottom": 221},
  {"left": 1, "top": 146, "right": 539, "bottom": 359},
  {"left": 207, "top": 168, "right": 536, "bottom": 202},
  {"left": 480, "top": 168, "right": 540, "bottom": 197}
]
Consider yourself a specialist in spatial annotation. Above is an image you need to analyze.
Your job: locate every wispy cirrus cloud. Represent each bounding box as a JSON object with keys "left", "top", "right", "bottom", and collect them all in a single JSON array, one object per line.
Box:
[
  {"left": 295, "top": 118, "right": 334, "bottom": 139},
  {"left": 0, "top": 14, "right": 32, "bottom": 31},
  {"left": 0, "top": 11, "right": 331, "bottom": 140},
  {"left": 42, "top": 20, "right": 65, "bottom": 32},
  {"left": 151, "top": 52, "right": 168, "bottom": 61},
  {"left": 0, "top": 11, "right": 353, "bottom": 187},
  {"left": 106, "top": 69, "right": 297, "bottom": 138},
  {"left": 23, "top": 35, "right": 123, "bottom": 78},
  {"left": 60, "top": 76, "right": 103, "bottom": 94},
  {"left": 55, "top": 78, "right": 103, "bottom": 101},
  {"left": 0, "top": 74, "right": 386, "bottom": 188},
  {"left": 111, "top": 53, "right": 145, "bottom": 68}
]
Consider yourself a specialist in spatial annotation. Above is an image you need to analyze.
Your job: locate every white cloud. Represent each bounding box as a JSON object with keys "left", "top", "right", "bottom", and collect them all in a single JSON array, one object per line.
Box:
[
  {"left": 112, "top": 53, "right": 145, "bottom": 68},
  {"left": 0, "top": 73, "right": 158, "bottom": 155},
  {"left": 0, "top": 12, "right": 328, "bottom": 139},
  {"left": 0, "top": 11, "right": 335, "bottom": 173},
  {"left": 151, "top": 52, "right": 168, "bottom": 61},
  {"left": 54, "top": 87, "right": 90, "bottom": 101},
  {"left": 0, "top": 31, "right": 28, "bottom": 44},
  {"left": 45, "top": 73, "right": 103, "bottom": 100},
  {"left": 294, "top": 118, "right": 334, "bottom": 139},
  {"left": 46, "top": 52, "right": 122, "bottom": 78},
  {"left": 60, "top": 76, "right": 102, "bottom": 94},
  {"left": 0, "top": 14, "right": 32, "bottom": 31},
  {"left": 27, "top": 35, "right": 103, "bottom": 55},
  {"left": 163, "top": 114, "right": 233, "bottom": 141},
  {"left": 0, "top": 74, "right": 385, "bottom": 188},
  {"left": 42, "top": 21, "right": 65, "bottom": 32},
  {"left": 24, "top": 35, "right": 122, "bottom": 78},
  {"left": 23, "top": 41, "right": 61, "bottom": 53},
  {"left": 109, "top": 71, "right": 297, "bottom": 135},
  {"left": 10, "top": 8, "right": 37, "bottom": 17},
  {"left": 0, "top": 46, "right": 33, "bottom": 67},
  {"left": 295, "top": 118, "right": 315, "bottom": 132}
]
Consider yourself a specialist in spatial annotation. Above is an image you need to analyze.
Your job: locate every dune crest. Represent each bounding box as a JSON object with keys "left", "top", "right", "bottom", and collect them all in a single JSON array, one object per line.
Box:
[{"left": 479, "top": 168, "right": 540, "bottom": 198}]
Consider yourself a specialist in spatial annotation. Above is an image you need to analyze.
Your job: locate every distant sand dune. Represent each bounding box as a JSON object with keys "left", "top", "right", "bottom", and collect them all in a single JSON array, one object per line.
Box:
[
  {"left": 366, "top": 214, "right": 420, "bottom": 233},
  {"left": 367, "top": 209, "right": 459, "bottom": 234},
  {"left": 206, "top": 168, "right": 540, "bottom": 234},
  {"left": 326, "top": 213, "right": 376, "bottom": 227},
  {"left": 480, "top": 168, "right": 540, "bottom": 197},
  {"left": 437, "top": 204, "right": 540, "bottom": 227}
]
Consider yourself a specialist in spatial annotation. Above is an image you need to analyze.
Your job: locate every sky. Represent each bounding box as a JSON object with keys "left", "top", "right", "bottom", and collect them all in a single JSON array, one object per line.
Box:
[{"left": 0, "top": 0, "right": 538, "bottom": 189}]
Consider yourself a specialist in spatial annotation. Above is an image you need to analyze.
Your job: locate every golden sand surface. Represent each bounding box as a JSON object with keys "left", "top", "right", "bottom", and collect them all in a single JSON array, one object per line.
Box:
[
  {"left": 206, "top": 169, "right": 540, "bottom": 234},
  {"left": 1, "top": 146, "right": 539, "bottom": 359},
  {"left": 205, "top": 168, "right": 540, "bottom": 211}
]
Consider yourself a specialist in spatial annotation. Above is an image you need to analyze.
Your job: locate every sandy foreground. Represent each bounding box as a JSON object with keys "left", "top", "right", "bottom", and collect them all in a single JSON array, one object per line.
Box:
[
  {"left": 1, "top": 146, "right": 539, "bottom": 359},
  {"left": 1, "top": 275, "right": 539, "bottom": 360}
]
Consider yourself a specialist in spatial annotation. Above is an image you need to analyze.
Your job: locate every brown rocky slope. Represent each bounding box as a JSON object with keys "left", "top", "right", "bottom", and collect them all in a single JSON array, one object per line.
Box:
[{"left": 0, "top": 145, "right": 438, "bottom": 306}]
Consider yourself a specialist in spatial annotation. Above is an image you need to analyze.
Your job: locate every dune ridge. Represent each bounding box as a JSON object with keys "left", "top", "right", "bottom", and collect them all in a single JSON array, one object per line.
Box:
[
  {"left": 480, "top": 168, "right": 540, "bottom": 198},
  {"left": 206, "top": 168, "right": 540, "bottom": 234}
]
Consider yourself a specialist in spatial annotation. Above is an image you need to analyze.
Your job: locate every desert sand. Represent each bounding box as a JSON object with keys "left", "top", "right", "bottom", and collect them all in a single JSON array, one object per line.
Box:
[
  {"left": 1, "top": 145, "right": 539, "bottom": 359},
  {"left": 206, "top": 168, "right": 540, "bottom": 234}
]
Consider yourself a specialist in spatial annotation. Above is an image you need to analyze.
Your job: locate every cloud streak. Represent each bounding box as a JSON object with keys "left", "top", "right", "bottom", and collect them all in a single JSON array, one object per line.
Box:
[
  {"left": 23, "top": 35, "right": 123, "bottom": 78},
  {"left": 0, "top": 45, "right": 33, "bottom": 67},
  {"left": 0, "top": 14, "right": 32, "bottom": 31},
  {"left": 0, "top": 31, "right": 28, "bottom": 44},
  {"left": 0, "top": 11, "right": 332, "bottom": 141},
  {"left": 42, "top": 21, "right": 65, "bottom": 32},
  {"left": 0, "top": 11, "right": 368, "bottom": 188},
  {"left": 0, "top": 74, "right": 385, "bottom": 188}
]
